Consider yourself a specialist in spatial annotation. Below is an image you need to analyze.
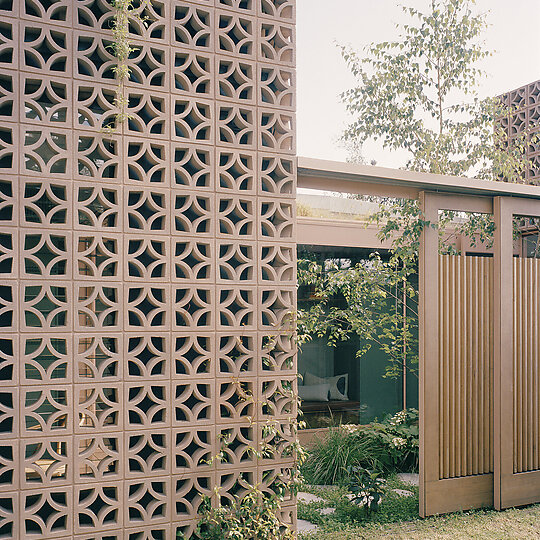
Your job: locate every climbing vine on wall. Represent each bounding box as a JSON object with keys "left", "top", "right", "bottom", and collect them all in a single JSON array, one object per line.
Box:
[
  {"left": 192, "top": 330, "right": 305, "bottom": 539},
  {"left": 107, "top": 0, "right": 140, "bottom": 130}
]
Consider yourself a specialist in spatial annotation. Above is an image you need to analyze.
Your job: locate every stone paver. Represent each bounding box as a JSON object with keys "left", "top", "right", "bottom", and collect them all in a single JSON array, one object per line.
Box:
[
  {"left": 396, "top": 472, "right": 419, "bottom": 486},
  {"left": 298, "top": 492, "right": 324, "bottom": 503},
  {"left": 297, "top": 518, "right": 319, "bottom": 534},
  {"left": 392, "top": 488, "right": 414, "bottom": 497},
  {"left": 318, "top": 507, "right": 335, "bottom": 515}
]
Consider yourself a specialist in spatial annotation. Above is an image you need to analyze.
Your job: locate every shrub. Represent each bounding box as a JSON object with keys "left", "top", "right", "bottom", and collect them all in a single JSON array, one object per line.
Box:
[
  {"left": 301, "top": 408, "right": 419, "bottom": 485},
  {"left": 195, "top": 488, "right": 294, "bottom": 540},
  {"left": 301, "top": 426, "right": 386, "bottom": 485},
  {"left": 368, "top": 408, "right": 419, "bottom": 472},
  {"left": 346, "top": 466, "right": 385, "bottom": 514}
]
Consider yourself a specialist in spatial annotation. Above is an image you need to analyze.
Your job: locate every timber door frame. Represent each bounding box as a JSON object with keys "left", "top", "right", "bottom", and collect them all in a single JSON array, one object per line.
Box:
[
  {"left": 494, "top": 196, "right": 540, "bottom": 510},
  {"left": 419, "top": 191, "right": 494, "bottom": 517}
]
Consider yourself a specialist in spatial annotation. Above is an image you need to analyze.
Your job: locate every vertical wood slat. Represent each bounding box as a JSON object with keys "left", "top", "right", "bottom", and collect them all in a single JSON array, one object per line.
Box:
[
  {"left": 457, "top": 256, "right": 464, "bottom": 477},
  {"left": 439, "top": 255, "right": 447, "bottom": 478},
  {"left": 516, "top": 257, "right": 522, "bottom": 474},
  {"left": 471, "top": 257, "right": 479, "bottom": 475},
  {"left": 477, "top": 257, "right": 484, "bottom": 475},
  {"left": 532, "top": 258, "right": 536, "bottom": 471},
  {"left": 531, "top": 261, "right": 540, "bottom": 470},
  {"left": 487, "top": 256, "right": 494, "bottom": 474},
  {"left": 513, "top": 257, "right": 540, "bottom": 473},
  {"left": 439, "top": 254, "right": 493, "bottom": 479}
]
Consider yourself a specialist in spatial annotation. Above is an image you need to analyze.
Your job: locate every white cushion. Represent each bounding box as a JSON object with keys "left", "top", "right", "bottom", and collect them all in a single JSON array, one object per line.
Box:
[
  {"left": 298, "top": 383, "right": 330, "bottom": 402},
  {"left": 304, "top": 372, "right": 349, "bottom": 401}
]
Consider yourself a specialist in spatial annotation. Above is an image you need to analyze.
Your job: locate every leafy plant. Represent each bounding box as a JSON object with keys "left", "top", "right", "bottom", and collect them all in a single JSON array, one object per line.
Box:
[
  {"left": 297, "top": 254, "right": 419, "bottom": 379},
  {"left": 196, "top": 488, "right": 294, "bottom": 540},
  {"left": 369, "top": 408, "right": 419, "bottom": 472},
  {"left": 297, "top": 476, "right": 420, "bottom": 529},
  {"left": 334, "top": 1, "right": 539, "bottom": 340},
  {"left": 193, "top": 333, "right": 305, "bottom": 537},
  {"left": 346, "top": 466, "right": 385, "bottom": 514},
  {"left": 335, "top": 0, "right": 540, "bottom": 305}
]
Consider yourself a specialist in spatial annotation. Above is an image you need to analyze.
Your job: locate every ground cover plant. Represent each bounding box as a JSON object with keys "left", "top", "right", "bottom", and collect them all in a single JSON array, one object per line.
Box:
[
  {"left": 298, "top": 475, "right": 419, "bottom": 531},
  {"left": 299, "top": 493, "right": 540, "bottom": 540}
]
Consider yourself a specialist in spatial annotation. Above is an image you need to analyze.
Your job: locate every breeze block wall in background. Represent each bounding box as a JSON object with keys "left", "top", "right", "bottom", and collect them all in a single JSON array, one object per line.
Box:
[
  {"left": 499, "top": 79, "right": 540, "bottom": 184},
  {"left": 0, "top": 0, "right": 297, "bottom": 537}
]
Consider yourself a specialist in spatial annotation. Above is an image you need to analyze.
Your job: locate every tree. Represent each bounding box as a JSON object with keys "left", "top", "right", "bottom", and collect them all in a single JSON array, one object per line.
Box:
[
  {"left": 339, "top": 0, "right": 531, "bottom": 181},
  {"left": 297, "top": 255, "right": 419, "bottom": 380},
  {"left": 297, "top": 1, "right": 536, "bottom": 383},
  {"left": 337, "top": 0, "right": 539, "bottom": 272},
  {"left": 337, "top": 0, "right": 539, "bottom": 274}
]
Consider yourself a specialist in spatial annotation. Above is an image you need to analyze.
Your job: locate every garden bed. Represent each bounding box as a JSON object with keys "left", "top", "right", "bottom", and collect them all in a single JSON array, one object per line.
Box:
[{"left": 297, "top": 474, "right": 419, "bottom": 536}]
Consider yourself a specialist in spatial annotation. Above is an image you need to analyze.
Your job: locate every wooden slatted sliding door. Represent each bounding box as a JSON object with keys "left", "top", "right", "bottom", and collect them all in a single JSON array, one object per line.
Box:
[
  {"left": 420, "top": 192, "right": 494, "bottom": 517},
  {"left": 494, "top": 197, "right": 540, "bottom": 510},
  {"left": 439, "top": 255, "right": 494, "bottom": 482},
  {"left": 513, "top": 258, "right": 540, "bottom": 476}
]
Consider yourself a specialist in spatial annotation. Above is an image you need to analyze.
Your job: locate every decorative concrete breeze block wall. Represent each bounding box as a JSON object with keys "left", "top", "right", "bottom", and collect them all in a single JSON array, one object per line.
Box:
[
  {"left": 0, "top": 0, "right": 297, "bottom": 537},
  {"left": 499, "top": 79, "right": 540, "bottom": 184}
]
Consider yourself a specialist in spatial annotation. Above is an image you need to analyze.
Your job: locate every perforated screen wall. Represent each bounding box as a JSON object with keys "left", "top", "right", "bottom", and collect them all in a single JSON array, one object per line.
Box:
[
  {"left": 499, "top": 80, "right": 540, "bottom": 184},
  {"left": 0, "top": 0, "right": 297, "bottom": 537}
]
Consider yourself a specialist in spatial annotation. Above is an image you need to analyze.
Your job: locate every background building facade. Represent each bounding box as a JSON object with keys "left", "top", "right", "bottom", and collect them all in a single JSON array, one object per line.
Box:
[{"left": 0, "top": 0, "right": 297, "bottom": 537}]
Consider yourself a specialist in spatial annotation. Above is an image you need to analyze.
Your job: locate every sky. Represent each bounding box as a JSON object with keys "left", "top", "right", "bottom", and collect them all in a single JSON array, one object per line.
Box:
[{"left": 296, "top": 0, "right": 540, "bottom": 169}]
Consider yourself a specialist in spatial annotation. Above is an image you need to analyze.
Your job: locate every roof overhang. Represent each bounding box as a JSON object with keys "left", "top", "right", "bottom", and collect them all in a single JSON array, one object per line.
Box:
[{"left": 298, "top": 157, "right": 540, "bottom": 201}]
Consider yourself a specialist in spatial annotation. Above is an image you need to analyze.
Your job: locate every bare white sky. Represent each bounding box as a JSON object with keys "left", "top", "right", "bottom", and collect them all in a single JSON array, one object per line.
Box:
[{"left": 297, "top": 0, "right": 540, "bottom": 168}]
